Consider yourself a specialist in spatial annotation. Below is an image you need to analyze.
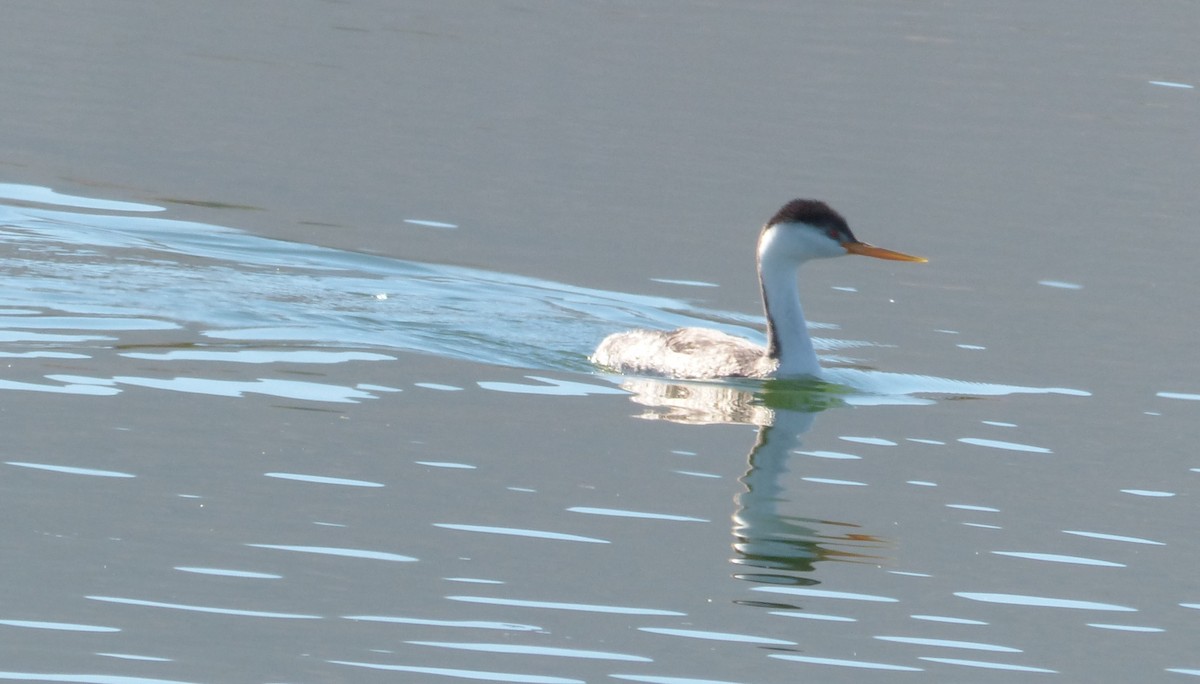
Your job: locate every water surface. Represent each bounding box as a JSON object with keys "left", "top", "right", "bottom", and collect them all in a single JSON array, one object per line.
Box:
[{"left": 2, "top": 2, "right": 1199, "bottom": 682}]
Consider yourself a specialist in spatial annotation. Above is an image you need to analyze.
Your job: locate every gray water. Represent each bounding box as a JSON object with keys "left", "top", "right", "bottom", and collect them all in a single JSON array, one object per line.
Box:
[{"left": 2, "top": 2, "right": 1199, "bottom": 682}]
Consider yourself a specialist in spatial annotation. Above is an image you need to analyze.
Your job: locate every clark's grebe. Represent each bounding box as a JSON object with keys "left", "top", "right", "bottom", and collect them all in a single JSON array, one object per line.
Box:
[{"left": 591, "top": 199, "right": 926, "bottom": 379}]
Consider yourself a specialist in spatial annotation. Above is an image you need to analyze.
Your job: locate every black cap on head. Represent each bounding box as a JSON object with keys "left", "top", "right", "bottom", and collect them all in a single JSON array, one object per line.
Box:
[{"left": 766, "top": 199, "right": 856, "bottom": 241}]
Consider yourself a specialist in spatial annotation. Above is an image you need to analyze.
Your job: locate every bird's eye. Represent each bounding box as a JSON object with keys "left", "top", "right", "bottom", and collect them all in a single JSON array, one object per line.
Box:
[{"left": 826, "top": 228, "right": 840, "bottom": 241}]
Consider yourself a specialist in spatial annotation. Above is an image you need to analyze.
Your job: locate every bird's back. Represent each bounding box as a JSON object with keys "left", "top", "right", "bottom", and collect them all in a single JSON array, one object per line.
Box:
[{"left": 591, "top": 327, "right": 775, "bottom": 379}]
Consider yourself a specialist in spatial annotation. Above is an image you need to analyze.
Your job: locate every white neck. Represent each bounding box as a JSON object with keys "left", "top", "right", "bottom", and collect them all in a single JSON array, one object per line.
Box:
[{"left": 757, "top": 227, "right": 822, "bottom": 377}]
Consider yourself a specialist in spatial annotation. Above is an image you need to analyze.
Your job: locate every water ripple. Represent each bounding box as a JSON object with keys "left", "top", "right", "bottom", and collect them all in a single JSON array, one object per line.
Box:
[
  {"left": 567, "top": 507, "right": 708, "bottom": 522},
  {"left": 1087, "top": 623, "right": 1164, "bottom": 633},
  {"left": 609, "top": 672, "right": 748, "bottom": 676},
  {"left": 752, "top": 586, "right": 899, "bottom": 603},
  {"left": 769, "top": 610, "right": 856, "bottom": 622},
  {"left": 0, "top": 674, "right": 193, "bottom": 684},
  {"left": 637, "top": 627, "right": 795, "bottom": 645},
  {"left": 1062, "top": 530, "right": 1165, "bottom": 545},
  {"left": 329, "top": 660, "right": 583, "bottom": 683},
  {"left": 918, "top": 657, "right": 1056, "bottom": 673},
  {"left": 0, "top": 619, "right": 119, "bottom": 632},
  {"left": 344, "top": 615, "right": 542, "bottom": 631},
  {"left": 957, "top": 437, "right": 1052, "bottom": 453},
  {"left": 769, "top": 654, "right": 922, "bottom": 671},
  {"left": 263, "top": 472, "right": 385, "bottom": 487},
  {"left": 445, "top": 595, "right": 684, "bottom": 616},
  {"left": 246, "top": 544, "right": 417, "bottom": 562},
  {"left": 5, "top": 461, "right": 135, "bottom": 478},
  {"left": 991, "top": 551, "right": 1124, "bottom": 567},
  {"left": 85, "top": 595, "right": 320, "bottom": 619},
  {"left": 407, "top": 640, "right": 651, "bottom": 662},
  {"left": 873, "top": 635, "right": 1020, "bottom": 652},
  {"left": 174, "top": 567, "right": 282, "bottom": 579},
  {"left": 954, "top": 592, "right": 1136, "bottom": 612},
  {"left": 434, "top": 524, "right": 609, "bottom": 544}
]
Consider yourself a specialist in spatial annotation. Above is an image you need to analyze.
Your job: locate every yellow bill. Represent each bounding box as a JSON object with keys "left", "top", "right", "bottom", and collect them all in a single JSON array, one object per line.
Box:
[{"left": 843, "top": 241, "right": 927, "bottom": 262}]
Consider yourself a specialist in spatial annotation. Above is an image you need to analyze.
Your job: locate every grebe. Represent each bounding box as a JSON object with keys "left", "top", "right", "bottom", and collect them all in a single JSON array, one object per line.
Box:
[{"left": 591, "top": 199, "right": 926, "bottom": 379}]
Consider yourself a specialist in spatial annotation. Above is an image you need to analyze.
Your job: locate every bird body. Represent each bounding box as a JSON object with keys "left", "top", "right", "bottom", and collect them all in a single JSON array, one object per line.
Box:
[
  {"left": 591, "top": 199, "right": 925, "bottom": 380},
  {"left": 592, "top": 327, "right": 779, "bottom": 379}
]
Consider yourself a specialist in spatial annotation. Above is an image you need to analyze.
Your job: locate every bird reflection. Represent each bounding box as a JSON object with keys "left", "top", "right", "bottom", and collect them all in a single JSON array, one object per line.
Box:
[{"left": 611, "top": 377, "right": 889, "bottom": 584}]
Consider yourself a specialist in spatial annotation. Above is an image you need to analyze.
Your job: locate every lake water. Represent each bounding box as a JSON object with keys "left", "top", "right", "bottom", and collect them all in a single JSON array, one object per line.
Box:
[{"left": 2, "top": 2, "right": 1199, "bottom": 682}]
